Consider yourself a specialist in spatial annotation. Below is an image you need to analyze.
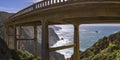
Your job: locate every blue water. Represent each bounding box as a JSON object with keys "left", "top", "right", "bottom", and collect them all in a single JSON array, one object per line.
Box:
[{"left": 80, "top": 25, "right": 120, "bottom": 51}]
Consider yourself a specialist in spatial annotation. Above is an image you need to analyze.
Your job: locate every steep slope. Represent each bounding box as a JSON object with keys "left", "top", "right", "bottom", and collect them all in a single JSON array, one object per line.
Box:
[
  {"left": 0, "top": 11, "right": 13, "bottom": 39},
  {"left": 70, "top": 32, "right": 120, "bottom": 60},
  {"left": 0, "top": 37, "right": 38, "bottom": 60},
  {"left": 80, "top": 32, "right": 120, "bottom": 60},
  {"left": 0, "top": 11, "right": 13, "bottom": 23}
]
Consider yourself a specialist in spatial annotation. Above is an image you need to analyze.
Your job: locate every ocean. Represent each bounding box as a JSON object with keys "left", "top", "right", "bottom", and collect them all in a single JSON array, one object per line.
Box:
[
  {"left": 51, "top": 24, "right": 120, "bottom": 59},
  {"left": 80, "top": 25, "right": 120, "bottom": 51}
]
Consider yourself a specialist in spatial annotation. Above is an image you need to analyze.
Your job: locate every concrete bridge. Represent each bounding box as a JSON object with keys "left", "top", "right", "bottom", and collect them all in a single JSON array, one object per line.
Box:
[{"left": 4, "top": 0, "right": 120, "bottom": 60}]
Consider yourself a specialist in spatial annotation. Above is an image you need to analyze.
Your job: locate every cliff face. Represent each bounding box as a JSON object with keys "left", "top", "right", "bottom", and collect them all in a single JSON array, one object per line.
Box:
[
  {"left": 22, "top": 26, "right": 60, "bottom": 46},
  {"left": 0, "top": 11, "right": 13, "bottom": 39},
  {"left": 71, "top": 32, "right": 120, "bottom": 60},
  {"left": 0, "top": 11, "right": 13, "bottom": 24}
]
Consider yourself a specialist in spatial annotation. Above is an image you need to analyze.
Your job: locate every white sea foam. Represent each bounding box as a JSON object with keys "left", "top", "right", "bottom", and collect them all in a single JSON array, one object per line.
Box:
[
  {"left": 52, "top": 25, "right": 74, "bottom": 59},
  {"left": 51, "top": 39, "right": 73, "bottom": 59}
]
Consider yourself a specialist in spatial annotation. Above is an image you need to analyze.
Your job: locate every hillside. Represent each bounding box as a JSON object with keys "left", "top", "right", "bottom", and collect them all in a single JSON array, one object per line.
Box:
[
  {"left": 0, "top": 37, "right": 39, "bottom": 60},
  {"left": 74, "top": 32, "right": 120, "bottom": 60},
  {"left": 70, "top": 32, "right": 120, "bottom": 60},
  {"left": 0, "top": 11, "right": 13, "bottom": 39}
]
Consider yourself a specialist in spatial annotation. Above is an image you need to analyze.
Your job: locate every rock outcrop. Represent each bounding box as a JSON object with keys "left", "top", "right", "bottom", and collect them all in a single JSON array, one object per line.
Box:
[{"left": 0, "top": 11, "right": 13, "bottom": 39}]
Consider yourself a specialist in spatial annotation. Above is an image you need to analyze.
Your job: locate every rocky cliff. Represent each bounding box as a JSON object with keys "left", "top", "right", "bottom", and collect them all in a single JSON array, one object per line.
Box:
[
  {"left": 0, "top": 11, "right": 13, "bottom": 39},
  {"left": 71, "top": 32, "right": 120, "bottom": 60}
]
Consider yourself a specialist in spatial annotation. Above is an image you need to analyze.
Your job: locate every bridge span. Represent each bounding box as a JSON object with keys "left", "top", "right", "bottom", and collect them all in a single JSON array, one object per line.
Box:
[{"left": 5, "top": 0, "right": 120, "bottom": 60}]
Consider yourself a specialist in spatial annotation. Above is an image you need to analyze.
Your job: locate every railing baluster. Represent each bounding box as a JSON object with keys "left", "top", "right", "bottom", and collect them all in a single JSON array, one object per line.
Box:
[
  {"left": 47, "top": 1, "right": 48, "bottom": 6},
  {"left": 43, "top": 2, "right": 45, "bottom": 7},
  {"left": 39, "top": 3, "right": 41, "bottom": 8},
  {"left": 40, "top": 3, "right": 42, "bottom": 8},
  {"left": 10, "top": 0, "right": 72, "bottom": 18},
  {"left": 52, "top": 0, "right": 54, "bottom": 4},
  {"left": 40, "top": 2, "right": 42, "bottom": 7},
  {"left": 44, "top": 1, "right": 46, "bottom": 7},
  {"left": 39, "top": 4, "right": 40, "bottom": 8},
  {"left": 38, "top": 3, "right": 39, "bottom": 8},
  {"left": 35, "top": 4, "right": 37, "bottom": 9},
  {"left": 49, "top": 0, "right": 51, "bottom": 5},
  {"left": 59, "top": 0, "right": 61, "bottom": 3},
  {"left": 56, "top": 0, "right": 57, "bottom": 3},
  {"left": 46, "top": 1, "right": 47, "bottom": 6},
  {"left": 37, "top": 4, "right": 39, "bottom": 8},
  {"left": 42, "top": 2, "right": 44, "bottom": 7},
  {"left": 38, "top": 4, "right": 39, "bottom": 8},
  {"left": 48, "top": 0, "right": 50, "bottom": 6},
  {"left": 46, "top": 1, "right": 48, "bottom": 6}
]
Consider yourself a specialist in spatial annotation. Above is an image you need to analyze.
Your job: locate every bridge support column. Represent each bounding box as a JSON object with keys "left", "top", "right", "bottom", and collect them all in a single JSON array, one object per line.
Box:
[
  {"left": 17, "top": 27, "right": 19, "bottom": 50},
  {"left": 14, "top": 23, "right": 17, "bottom": 50},
  {"left": 7, "top": 27, "right": 15, "bottom": 49},
  {"left": 19, "top": 26, "right": 23, "bottom": 50},
  {"left": 41, "top": 20, "right": 49, "bottom": 60},
  {"left": 34, "top": 26, "right": 38, "bottom": 57},
  {"left": 74, "top": 24, "right": 80, "bottom": 60}
]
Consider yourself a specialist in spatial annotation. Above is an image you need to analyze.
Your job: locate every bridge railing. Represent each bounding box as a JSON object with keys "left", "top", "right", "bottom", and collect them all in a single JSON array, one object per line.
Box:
[
  {"left": 10, "top": 0, "right": 119, "bottom": 19},
  {"left": 10, "top": 0, "right": 74, "bottom": 19}
]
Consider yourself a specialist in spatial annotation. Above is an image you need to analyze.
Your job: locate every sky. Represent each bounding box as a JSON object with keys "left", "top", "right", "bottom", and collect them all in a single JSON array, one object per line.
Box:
[{"left": 0, "top": 0, "right": 42, "bottom": 13}]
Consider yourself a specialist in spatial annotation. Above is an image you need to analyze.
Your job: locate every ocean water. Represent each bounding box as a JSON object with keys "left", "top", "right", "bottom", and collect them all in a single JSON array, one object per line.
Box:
[
  {"left": 51, "top": 24, "right": 120, "bottom": 59},
  {"left": 80, "top": 25, "right": 120, "bottom": 51}
]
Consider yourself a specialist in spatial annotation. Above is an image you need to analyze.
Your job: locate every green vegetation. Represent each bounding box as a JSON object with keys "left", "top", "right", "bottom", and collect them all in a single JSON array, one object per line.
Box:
[
  {"left": 80, "top": 32, "right": 120, "bottom": 60},
  {"left": 17, "top": 50, "right": 39, "bottom": 60},
  {"left": 0, "top": 37, "right": 38, "bottom": 60}
]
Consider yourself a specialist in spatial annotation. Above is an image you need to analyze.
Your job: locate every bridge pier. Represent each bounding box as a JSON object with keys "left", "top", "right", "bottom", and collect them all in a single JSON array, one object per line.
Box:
[
  {"left": 41, "top": 20, "right": 49, "bottom": 60},
  {"left": 19, "top": 26, "right": 23, "bottom": 50},
  {"left": 14, "top": 23, "right": 17, "bottom": 50},
  {"left": 34, "top": 26, "right": 38, "bottom": 57},
  {"left": 16, "top": 26, "right": 23, "bottom": 50},
  {"left": 74, "top": 24, "right": 80, "bottom": 60},
  {"left": 6, "top": 26, "right": 15, "bottom": 49}
]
